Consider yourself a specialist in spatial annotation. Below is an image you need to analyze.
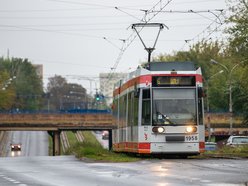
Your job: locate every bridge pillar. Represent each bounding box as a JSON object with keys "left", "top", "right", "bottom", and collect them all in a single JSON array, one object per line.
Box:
[
  {"left": 53, "top": 131, "right": 61, "bottom": 156},
  {"left": 108, "top": 129, "right": 112, "bottom": 151},
  {"left": 48, "top": 131, "right": 61, "bottom": 156}
]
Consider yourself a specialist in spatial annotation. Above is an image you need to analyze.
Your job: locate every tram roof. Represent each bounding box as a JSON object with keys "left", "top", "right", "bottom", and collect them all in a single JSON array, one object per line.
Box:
[
  {"left": 114, "top": 61, "right": 201, "bottom": 88},
  {"left": 149, "top": 61, "right": 195, "bottom": 71}
]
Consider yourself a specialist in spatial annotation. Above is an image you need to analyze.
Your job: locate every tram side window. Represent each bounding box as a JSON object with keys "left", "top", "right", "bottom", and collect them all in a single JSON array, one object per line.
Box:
[
  {"left": 142, "top": 89, "right": 151, "bottom": 125},
  {"left": 128, "top": 92, "right": 139, "bottom": 126},
  {"left": 128, "top": 92, "right": 133, "bottom": 126},
  {"left": 133, "top": 93, "right": 138, "bottom": 126},
  {"left": 112, "top": 99, "right": 118, "bottom": 121},
  {"left": 198, "top": 98, "right": 204, "bottom": 125},
  {"left": 119, "top": 95, "right": 127, "bottom": 128}
]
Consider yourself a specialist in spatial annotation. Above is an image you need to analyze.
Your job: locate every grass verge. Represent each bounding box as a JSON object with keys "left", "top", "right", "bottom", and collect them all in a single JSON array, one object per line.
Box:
[
  {"left": 66, "top": 131, "right": 78, "bottom": 145},
  {"left": 51, "top": 131, "right": 248, "bottom": 160},
  {"left": 200, "top": 145, "right": 248, "bottom": 158},
  {"left": 65, "top": 131, "right": 140, "bottom": 162}
]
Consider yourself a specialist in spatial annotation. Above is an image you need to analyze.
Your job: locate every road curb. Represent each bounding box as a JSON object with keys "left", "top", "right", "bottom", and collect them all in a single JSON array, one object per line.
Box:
[{"left": 203, "top": 154, "right": 248, "bottom": 159}]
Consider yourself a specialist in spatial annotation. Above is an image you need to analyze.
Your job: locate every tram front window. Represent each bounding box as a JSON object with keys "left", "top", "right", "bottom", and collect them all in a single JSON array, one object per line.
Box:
[{"left": 152, "top": 88, "right": 196, "bottom": 125}]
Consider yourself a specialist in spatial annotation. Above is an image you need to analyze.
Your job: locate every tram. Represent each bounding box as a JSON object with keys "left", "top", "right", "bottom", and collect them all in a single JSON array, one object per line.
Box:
[{"left": 112, "top": 62, "right": 205, "bottom": 156}]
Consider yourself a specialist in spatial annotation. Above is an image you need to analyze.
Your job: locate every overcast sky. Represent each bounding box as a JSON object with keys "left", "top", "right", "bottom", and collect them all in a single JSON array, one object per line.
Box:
[{"left": 0, "top": 0, "right": 228, "bottom": 94}]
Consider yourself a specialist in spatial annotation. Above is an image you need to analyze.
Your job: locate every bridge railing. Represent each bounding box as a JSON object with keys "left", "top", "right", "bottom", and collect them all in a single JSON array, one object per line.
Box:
[
  {"left": 0, "top": 113, "right": 112, "bottom": 125},
  {"left": 0, "top": 109, "right": 111, "bottom": 114}
]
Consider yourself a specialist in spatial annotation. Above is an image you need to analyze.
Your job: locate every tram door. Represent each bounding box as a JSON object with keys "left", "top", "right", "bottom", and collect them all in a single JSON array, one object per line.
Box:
[
  {"left": 128, "top": 91, "right": 139, "bottom": 142},
  {"left": 141, "top": 89, "right": 151, "bottom": 126}
]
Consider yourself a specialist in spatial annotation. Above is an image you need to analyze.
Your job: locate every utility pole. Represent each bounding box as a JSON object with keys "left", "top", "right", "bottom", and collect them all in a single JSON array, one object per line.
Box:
[
  {"left": 210, "top": 59, "right": 248, "bottom": 135},
  {"left": 205, "top": 70, "right": 223, "bottom": 141}
]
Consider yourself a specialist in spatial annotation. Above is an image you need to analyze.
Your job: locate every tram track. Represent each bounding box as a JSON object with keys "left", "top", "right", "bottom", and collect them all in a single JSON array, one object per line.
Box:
[
  {"left": 75, "top": 131, "right": 84, "bottom": 142},
  {"left": 61, "top": 131, "right": 70, "bottom": 153},
  {"left": 60, "top": 131, "right": 85, "bottom": 153}
]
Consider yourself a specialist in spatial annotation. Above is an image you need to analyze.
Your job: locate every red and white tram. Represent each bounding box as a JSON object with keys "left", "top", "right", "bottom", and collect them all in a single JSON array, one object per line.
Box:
[{"left": 112, "top": 62, "right": 205, "bottom": 156}]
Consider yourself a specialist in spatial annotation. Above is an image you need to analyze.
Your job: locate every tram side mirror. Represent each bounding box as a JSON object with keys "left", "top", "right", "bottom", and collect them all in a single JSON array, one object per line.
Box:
[{"left": 198, "top": 87, "right": 204, "bottom": 98}]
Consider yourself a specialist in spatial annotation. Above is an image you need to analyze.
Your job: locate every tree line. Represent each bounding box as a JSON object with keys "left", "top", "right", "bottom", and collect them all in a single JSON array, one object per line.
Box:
[
  {"left": 0, "top": 58, "right": 95, "bottom": 112},
  {"left": 0, "top": 58, "right": 43, "bottom": 111}
]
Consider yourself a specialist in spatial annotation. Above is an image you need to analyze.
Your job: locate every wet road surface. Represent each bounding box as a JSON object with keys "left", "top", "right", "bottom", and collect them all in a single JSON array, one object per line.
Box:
[
  {"left": 6, "top": 131, "right": 49, "bottom": 157},
  {"left": 0, "top": 156, "right": 247, "bottom": 186}
]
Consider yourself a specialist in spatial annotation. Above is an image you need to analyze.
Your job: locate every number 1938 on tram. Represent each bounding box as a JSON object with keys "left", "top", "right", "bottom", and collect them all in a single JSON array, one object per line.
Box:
[{"left": 112, "top": 62, "right": 205, "bottom": 156}]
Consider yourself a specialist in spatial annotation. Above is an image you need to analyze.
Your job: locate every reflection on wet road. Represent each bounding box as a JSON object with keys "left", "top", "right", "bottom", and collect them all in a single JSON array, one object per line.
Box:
[{"left": 0, "top": 156, "right": 248, "bottom": 186}]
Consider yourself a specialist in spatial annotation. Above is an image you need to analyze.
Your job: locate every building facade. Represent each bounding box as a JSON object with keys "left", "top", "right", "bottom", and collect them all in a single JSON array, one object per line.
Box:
[
  {"left": 33, "top": 64, "right": 43, "bottom": 79},
  {"left": 99, "top": 73, "right": 127, "bottom": 106}
]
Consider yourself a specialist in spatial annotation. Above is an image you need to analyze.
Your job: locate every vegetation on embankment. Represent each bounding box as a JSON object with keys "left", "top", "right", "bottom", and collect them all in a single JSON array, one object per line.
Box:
[
  {"left": 63, "top": 131, "right": 248, "bottom": 161},
  {"left": 65, "top": 131, "right": 140, "bottom": 162},
  {"left": 200, "top": 145, "right": 248, "bottom": 159}
]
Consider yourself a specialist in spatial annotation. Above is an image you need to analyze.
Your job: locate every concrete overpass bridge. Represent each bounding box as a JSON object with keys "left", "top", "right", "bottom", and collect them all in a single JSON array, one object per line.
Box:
[
  {"left": 0, "top": 113, "right": 114, "bottom": 155},
  {"left": 1, "top": 112, "right": 248, "bottom": 155}
]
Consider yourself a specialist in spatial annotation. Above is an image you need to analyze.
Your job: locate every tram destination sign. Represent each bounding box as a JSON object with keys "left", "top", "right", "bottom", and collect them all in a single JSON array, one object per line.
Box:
[{"left": 152, "top": 76, "right": 195, "bottom": 87}]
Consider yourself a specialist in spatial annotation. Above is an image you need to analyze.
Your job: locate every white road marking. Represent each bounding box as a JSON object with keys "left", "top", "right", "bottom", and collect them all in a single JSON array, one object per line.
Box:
[{"left": 1, "top": 175, "right": 27, "bottom": 185}]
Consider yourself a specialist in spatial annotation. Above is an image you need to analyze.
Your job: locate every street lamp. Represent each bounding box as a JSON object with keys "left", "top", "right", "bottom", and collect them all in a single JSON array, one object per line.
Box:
[
  {"left": 210, "top": 59, "right": 247, "bottom": 135},
  {"left": 205, "top": 70, "right": 224, "bottom": 141}
]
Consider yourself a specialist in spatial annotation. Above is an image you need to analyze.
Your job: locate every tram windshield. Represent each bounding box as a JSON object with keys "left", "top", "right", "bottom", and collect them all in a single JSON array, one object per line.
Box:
[{"left": 152, "top": 88, "right": 196, "bottom": 125}]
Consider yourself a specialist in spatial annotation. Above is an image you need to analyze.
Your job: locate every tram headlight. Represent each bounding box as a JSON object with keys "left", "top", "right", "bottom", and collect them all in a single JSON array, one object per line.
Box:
[
  {"left": 152, "top": 126, "right": 165, "bottom": 133},
  {"left": 186, "top": 126, "right": 197, "bottom": 133}
]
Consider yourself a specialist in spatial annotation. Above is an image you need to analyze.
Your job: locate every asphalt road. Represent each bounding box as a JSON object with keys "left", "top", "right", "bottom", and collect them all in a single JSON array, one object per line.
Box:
[
  {"left": 1, "top": 131, "right": 248, "bottom": 185},
  {"left": 92, "top": 131, "right": 109, "bottom": 149},
  {"left": 0, "top": 155, "right": 248, "bottom": 186},
  {"left": 6, "top": 131, "right": 49, "bottom": 157}
]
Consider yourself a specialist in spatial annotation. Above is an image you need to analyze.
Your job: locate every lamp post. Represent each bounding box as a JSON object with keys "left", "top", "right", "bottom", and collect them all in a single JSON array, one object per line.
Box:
[
  {"left": 205, "top": 70, "right": 223, "bottom": 141},
  {"left": 210, "top": 59, "right": 247, "bottom": 135}
]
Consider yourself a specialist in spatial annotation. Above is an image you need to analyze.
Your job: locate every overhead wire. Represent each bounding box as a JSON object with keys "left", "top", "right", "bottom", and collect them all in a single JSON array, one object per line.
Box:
[
  {"left": 0, "top": 8, "right": 106, "bottom": 13},
  {"left": 0, "top": 24, "right": 106, "bottom": 39},
  {"left": 106, "top": 0, "right": 174, "bottom": 81},
  {"left": 179, "top": 9, "right": 227, "bottom": 51},
  {"left": 152, "top": 9, "right": 225, "bottom": 25},
  {"left": 46, "top": 0, "right": 115, "bottom": 8},
  {"left": 0, "top": 14, "right": 140, "bottom": 20},
  {"left": 0, "top": 0, "right": 222, "bottom": 13},
  {"left": 31, "top": 58, "right": 110, "bottom": 69},
  {"left": 173, "top": 0, "right": 225, "bottom": 5},
  {"left": 103, "top": 37, "right": 123, "bottom": 50},
  {"left": 114, "top": 7, "right": 143, "bottom": 22},
  {"left": 0, "top": 16, "right": 211, "bottom": 28},
  {"left": 103, "top": 2, "right": 228, "bottom": 90},
  {"left": 0, "top": 0, "right": 228, "bottom": 92}
]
